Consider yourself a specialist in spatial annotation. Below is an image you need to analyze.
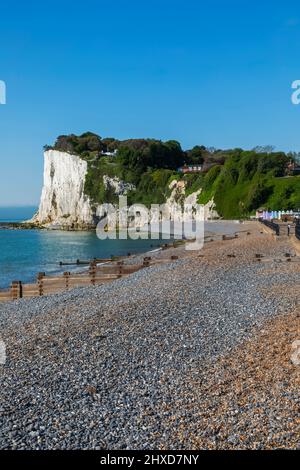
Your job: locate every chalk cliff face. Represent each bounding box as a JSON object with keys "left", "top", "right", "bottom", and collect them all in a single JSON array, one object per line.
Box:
[
  {"left": 32, "top": 150, "right": 95, "bottom": 228},
  {"left": 32, "top": 150, "right": 219, "bottom": 229},
  {"left": 165, "top": 179, "right": 219, "bottom": 221},
  {"left": 103, "top": 175, "right": 135, "bottom": 195},
  {"left": 32, "top": 150, "right": 138, "bottom": 229}
]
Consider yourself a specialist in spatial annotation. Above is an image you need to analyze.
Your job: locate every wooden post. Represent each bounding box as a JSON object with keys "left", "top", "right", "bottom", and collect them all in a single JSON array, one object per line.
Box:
[
  {"left": 117, "top": 261, "right": 124, "bottom": 277},
  {"left": 10, "top": 281, "right": 22, "bottom": 300},
  {"left": 89, "top": 262, "right": 96, "bottom": 285},
  {"left": 37, "top": 272, "right": 45, "bottom": 296},
  {"left": 64, "top": 271, "right": 70, "bottom": 290}
]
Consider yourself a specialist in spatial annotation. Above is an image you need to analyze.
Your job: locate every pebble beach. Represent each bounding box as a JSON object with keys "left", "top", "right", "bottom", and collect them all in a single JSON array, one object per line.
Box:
[{"left": 0, "top": 222, "right": 299, "bottom": 449}]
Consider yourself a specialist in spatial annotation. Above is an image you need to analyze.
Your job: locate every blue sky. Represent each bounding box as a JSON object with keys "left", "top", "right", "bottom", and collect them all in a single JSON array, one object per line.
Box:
[{"left": 1, "top": 0, "right": 300, "bottom": 205}]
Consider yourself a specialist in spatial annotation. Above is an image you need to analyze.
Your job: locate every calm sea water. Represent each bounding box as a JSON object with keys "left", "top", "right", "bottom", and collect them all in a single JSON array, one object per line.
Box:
[
  {"left": 0, "top": 207, "right": 174, "bottom": 288},
  {"left": 0, "top": 207, "right": 239, "bottom": 289},
  {"left": 0, "top": 229, "right": 177, "bottom": 289}
]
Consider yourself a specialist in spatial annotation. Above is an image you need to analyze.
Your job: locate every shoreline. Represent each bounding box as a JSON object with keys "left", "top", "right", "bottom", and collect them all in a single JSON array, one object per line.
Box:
[
  {"left": 0, "top": 221, "right": 244, "bottom": 291},
  {"left": 0, "top": 222, "right": 40, "bottom": 230}
]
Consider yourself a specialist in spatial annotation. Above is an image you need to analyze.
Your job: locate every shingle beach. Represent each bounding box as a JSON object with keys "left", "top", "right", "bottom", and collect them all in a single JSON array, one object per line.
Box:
[{"left": 0, "top": 222, "right": 299, "bottom": 449}]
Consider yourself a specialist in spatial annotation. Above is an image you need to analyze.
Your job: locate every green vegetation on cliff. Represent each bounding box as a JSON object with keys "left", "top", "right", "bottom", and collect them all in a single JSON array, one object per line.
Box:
[
  {"left": 198, "top": 150, "right": 300, "bottom": 218},
  {"left": 46, "top": 133, "right": 300, "bottom": 218}
]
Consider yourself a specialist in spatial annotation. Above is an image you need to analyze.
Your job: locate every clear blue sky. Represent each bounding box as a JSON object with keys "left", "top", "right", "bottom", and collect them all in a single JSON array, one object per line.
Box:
[{"left": 1, "top": 0, "right": 300, "bottom": 205}]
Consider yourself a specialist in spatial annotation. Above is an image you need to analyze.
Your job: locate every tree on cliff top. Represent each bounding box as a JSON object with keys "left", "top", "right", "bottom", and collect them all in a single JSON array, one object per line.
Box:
[{"left": 46, "top": 132, "right": 105, "bottom": 156}]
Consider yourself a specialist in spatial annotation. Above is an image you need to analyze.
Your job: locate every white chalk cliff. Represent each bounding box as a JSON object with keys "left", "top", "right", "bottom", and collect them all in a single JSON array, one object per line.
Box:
[
  {"left": 164, "top": 179, "right": 219, "bottom": 221},
  {"left": 32, "top": 150, "right": 219, "bottom": 229},
  {"left": 32, "top": 150, "right": 93, "bottom": 228}
]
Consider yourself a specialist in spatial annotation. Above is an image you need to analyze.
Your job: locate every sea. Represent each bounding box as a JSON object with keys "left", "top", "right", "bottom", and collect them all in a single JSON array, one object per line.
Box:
[
  {"left": 0, "top": 207, "right": 240, "bottom": 289},
  {"left": 0, "top": 207, "right": 173, "bottom": 289}
]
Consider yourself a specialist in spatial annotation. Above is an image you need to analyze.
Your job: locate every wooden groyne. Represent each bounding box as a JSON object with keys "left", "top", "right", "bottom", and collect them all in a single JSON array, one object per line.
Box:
[{"left": 0, "top": 250, "right": 180, "bottom": 302}]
